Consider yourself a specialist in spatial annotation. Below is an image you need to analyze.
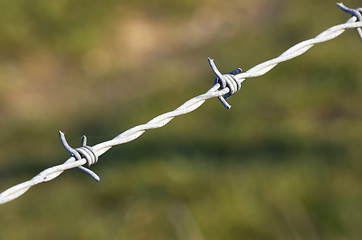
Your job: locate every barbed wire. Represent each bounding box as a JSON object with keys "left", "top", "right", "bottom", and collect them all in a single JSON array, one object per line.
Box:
[{"left": 0, "top": 3, "right": 361, "bottom": 205}]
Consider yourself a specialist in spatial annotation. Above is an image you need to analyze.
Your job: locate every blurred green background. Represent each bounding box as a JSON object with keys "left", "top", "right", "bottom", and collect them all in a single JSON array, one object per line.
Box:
[{"left": 0, "top": 0, "right": 362, "bottom": 239}]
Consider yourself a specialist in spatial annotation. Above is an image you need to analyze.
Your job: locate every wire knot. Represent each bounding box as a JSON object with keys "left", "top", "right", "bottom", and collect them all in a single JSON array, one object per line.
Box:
[
  {"left": 59, "top": 131, "right": 100, "bottom": 181},
  {"left": 208, "top": 57, "right": 242, "bottom": 109},
  {"left": 337, "top": 3, "right": 362, "bottom": 41}
]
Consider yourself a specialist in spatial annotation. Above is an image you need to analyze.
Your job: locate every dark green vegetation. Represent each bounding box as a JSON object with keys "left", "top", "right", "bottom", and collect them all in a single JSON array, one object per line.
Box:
[{"left": 0, "top": 0, "right": 362, "bottom": 239}]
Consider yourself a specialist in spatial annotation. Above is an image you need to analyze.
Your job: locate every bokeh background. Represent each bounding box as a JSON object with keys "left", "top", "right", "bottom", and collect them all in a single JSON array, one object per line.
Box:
[{"left": 0, "top": 0, "right": 362, "bottom": 239}]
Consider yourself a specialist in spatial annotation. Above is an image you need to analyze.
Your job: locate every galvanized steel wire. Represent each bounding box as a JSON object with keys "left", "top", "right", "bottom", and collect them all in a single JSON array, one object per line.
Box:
[{"left": 0, "top": 3, "right": 361, "bottom": 205}]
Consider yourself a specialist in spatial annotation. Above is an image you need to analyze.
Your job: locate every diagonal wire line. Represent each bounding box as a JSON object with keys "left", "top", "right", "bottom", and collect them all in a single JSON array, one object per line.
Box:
[{"left": 0, "top": 3, "right": 361, "bottom": 205}]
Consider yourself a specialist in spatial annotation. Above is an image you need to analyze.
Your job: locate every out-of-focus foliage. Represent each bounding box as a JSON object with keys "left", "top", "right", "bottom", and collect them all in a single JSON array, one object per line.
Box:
[{"left": 0, "top": 0, "right": 362, "bottom": 239}]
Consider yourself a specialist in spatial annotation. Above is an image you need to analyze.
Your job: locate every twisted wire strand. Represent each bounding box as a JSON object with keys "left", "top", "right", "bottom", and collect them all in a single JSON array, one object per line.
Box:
[
  {"left": 1, "top": 4, "right": 361, "bottom": 205},
  {"left": 234, "top": 17, "right": 361, "bottom": 83}
]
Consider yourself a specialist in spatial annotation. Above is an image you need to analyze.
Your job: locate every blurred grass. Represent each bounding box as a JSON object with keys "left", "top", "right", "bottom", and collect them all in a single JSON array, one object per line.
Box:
[{"left": 1, "top": 0, "right": 362, "bottom": 239}]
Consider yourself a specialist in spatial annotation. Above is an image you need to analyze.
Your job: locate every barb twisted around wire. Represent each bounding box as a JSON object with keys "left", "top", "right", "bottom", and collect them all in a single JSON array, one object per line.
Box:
[
  {"left": 337, "top": 2, "right": 362, "bottom": 40},
  {"left": 208, "top": 57, "right": 242, "bottom": 109},
  {"left": 59, "top": 131, "right": 100, "bottom": 182},
  {"left": 0, "top": 3, "right": 361, "bottom": 205}
]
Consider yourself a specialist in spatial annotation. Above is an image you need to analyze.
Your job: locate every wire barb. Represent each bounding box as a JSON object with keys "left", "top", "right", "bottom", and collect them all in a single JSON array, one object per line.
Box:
[
  {"left": 208, "top": 57, "right": 242, "bottom": 109},
  {"left": 337, "top": 3, "right": 362, "bottom": 41},
  {"left": 59, "top": 131, "right": 100, "bottom": 182}
]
